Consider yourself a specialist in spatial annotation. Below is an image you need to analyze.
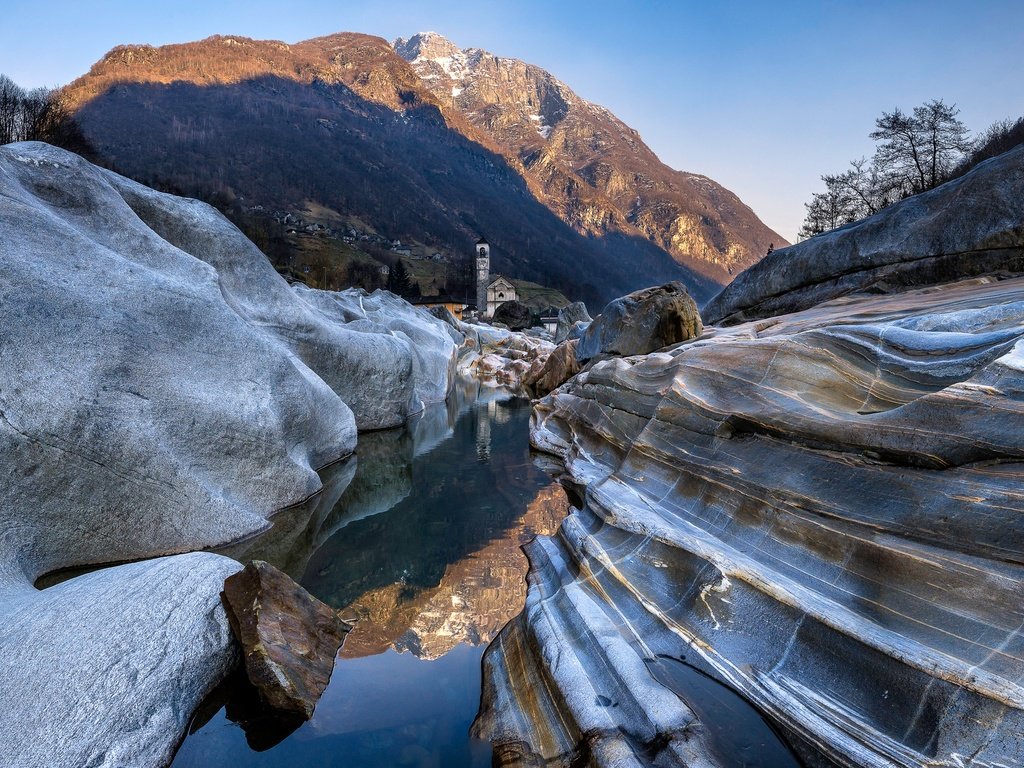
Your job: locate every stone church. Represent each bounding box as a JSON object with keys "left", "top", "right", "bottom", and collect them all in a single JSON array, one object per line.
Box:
[{"left": 474, "top": 236, "right": 518, "bottom": 318}]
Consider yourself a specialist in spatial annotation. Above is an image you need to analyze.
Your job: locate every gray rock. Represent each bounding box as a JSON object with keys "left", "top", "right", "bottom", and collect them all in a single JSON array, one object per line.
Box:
[
  {"left": 566, "top": 320, "right": 589, "bottom": 342},
  {"left": 0, "top": 142, "right": 456, "bottom": 766},
  {"left": 554, "top": 301, "right": 591, "bottom": 343},
  {"left": 480, "top": 273, "right": 1024, "bottom": 767},
  {"left": 292, "top": 286, "right": 461, "bottom": 420},
  {"left": 704, "top": 145, "right": 1024, "bottom": 325},
  {"left": 0, "top": 553, "right": 242, "bottom": 768},
  {"left": 492, "top": 300, "right": 533, "bottom": 331},
  {"left": 576, "top": 281, "right": 703, "bottom": 362}
]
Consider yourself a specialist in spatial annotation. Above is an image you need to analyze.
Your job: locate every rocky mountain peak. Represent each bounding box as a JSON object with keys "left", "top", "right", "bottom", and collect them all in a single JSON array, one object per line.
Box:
[{"left": 393, "top": 31, "right": 466, "bottom": 71}]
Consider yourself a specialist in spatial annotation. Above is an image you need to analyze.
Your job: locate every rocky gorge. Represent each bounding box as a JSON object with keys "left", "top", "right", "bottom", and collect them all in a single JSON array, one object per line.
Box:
[
  {"left": 3, "top": 133, "right": 1024, "bottom": 768},
  {"left": 474, "top": 147, "right": 1024, "bottom": 766}
]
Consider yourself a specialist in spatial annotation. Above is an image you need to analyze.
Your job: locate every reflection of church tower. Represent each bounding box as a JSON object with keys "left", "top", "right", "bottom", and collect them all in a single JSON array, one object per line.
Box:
[
  {"left": 475, "top": 401, "right": 492, "bottom": 462},
  {"left": 475, "top": 237, "right": 490, "bottom": 316}
]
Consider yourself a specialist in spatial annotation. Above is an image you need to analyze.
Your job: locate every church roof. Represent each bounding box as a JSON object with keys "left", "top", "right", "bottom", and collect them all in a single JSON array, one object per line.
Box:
[
  {"left": 475, "top": 236, "right": 489, "bottom": 245},
  {"left": 487, "top": 275, "right": 516, "bottom": 289}
]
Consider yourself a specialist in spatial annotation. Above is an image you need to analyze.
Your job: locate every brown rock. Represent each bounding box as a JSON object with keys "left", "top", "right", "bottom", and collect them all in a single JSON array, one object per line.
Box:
[
  {"left": 525, "top": 340, "right": 581, "bottom": 396},
  {"left": 222, "top": 560, "right": 349, "bottom": 719}
]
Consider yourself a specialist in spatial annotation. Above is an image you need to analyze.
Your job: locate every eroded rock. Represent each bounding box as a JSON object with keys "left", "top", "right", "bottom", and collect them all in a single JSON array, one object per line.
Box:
[
  {"left": 524, "top": 339, "right": 581, "bottom": 396},
  {"left": 704, "top": 144, "right": 1024, "bottom": 325},
  {"left": 478, "top": 273, "right": 1024, "bottom": 766},
  {"left": 576, "top": 281, "right": 702, "bottom": 362},
  {"left": 222, "top": 561, "right": 349, "bottom": 719}
]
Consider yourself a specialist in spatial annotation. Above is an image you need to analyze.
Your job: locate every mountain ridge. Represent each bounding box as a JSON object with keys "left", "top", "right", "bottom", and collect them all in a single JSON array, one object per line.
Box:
[{"left": 61, "top": 30, "right": 781, "bottom": 305}]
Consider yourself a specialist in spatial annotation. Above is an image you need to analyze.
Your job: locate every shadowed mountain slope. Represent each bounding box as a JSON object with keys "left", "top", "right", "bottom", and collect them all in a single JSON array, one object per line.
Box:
[{"left": 61, "top": 31, "right": 775, "bottom": 305}]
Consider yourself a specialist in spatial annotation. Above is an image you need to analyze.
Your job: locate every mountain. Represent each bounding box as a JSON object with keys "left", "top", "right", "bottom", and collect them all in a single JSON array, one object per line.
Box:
[
  {"left": 61, "top": 31, "right": 781, "bottom": 306},
  {"left": 395, "top": 32, "right": 785, "bottom": 282}
]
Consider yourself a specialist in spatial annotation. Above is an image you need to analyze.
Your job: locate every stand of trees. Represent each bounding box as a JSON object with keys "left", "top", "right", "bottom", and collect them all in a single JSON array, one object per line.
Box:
[
  {"left": 0, "top": 75, "right": 93, "bottom": 155},
  {"left": 801, "top": 101, "right": 1024, "bottom": 239},
  {"left": 800, "top": 99, "right": 970, "bottom": 238}
]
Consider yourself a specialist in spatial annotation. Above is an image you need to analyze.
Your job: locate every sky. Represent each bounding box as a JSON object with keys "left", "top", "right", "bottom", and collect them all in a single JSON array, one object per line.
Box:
[{"left": 2, "top": 0, "right": 1022, "bottom": 242}]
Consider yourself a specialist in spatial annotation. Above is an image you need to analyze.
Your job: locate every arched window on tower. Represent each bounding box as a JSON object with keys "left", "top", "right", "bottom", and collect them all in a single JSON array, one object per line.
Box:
[{"left": 479, "top": 247, "right": 486, "bottom": 256}]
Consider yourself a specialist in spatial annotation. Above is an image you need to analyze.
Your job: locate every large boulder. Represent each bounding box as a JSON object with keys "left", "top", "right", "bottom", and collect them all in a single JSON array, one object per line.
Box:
[
  {"left": 292, "top": 286, "right": 461, "bottom": 414},
  {"left": 576, "top": 281, "right": 702, "bottom": 362},
  {"left": 0, "top": 553, "right": 242, "bottom": 768},
  {"left": 492, "top": 300, "right": 533, "bottom": 331},
  {"left": 479, "top": 168, "right": 1024, "bottom": 766},
  {"left": 704, "top": 145, "right": 1024, "bottom": 325},
  {"left": 0, "top": 142, "right": 449, "bottom": 766},
  {"left": 554, "top": 301, "right": 592, "bottom": 343},
  {"left": 222, "top": 561, "right": 349, "bottom": 719}
]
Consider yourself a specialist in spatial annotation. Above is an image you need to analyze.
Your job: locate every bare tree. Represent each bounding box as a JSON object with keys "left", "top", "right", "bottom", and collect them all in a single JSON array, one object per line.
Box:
[
  {"left": 870, "top": 99, "right": 969, "bottom": 194},
  {"left": 0, "top": 75, "right": 93, "bottom": 155},
  {"left": 801, "top": 99, "right": 970, "bottom": 238}
]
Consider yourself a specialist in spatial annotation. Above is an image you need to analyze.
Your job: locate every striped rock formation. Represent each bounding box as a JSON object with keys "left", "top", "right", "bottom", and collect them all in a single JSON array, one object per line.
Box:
[{"left": 475, "top": 146, "right": 1024, "bottom": 767}]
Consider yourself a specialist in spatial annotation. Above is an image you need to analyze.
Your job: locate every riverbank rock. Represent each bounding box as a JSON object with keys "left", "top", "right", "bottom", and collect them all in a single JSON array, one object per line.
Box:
[
  {"left": 576, "top": 281, "right": 702, "bottom": 362},
  {"left": 0, "top": 553, "right": 242, "bottom": 768},
  {"left": 458, "top": 323, "right": 556, "bottom": 389},
  {"left": 222, "top": 561, "right": 349, "bottom": 719},
  {"left": 479, "top": 149, "right": 1024, "bottom": 767},
  {"left": 293, "top": 286, "right": 461, "bottom": 414},
  {"left": 704, "top": 145, "right": 1024, "bottom": 325},
  {"left": 554, "top": 301, "right": 592, "bottom": 343},
  {"left": 0, "top": 142, "right": 452, "bottom": 767},
  {"left": 524, "top": 340, "right": 580, "bottom": 396}
]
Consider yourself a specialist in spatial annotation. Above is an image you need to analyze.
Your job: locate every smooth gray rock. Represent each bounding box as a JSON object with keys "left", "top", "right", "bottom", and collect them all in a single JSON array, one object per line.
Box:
[
  {"left": 479, "top": 274, "right": 1024, "bottom": 767},
  {"left": 295, "top": 287, "right": 461, "bottom": 414},
  {"left": 0, "top": 142, "right": 456, "bottom": 767},
  {"left": 0, "top": 553, "right": 242, "bottom": 768},
  {"left": 554, "top": 301, "right": 592, "bottom": 343},
  {"left": 704, "top": 145, "right": 1024, "bottom": 325},
  {"left": 576, "top": 281, "right": 702, "bottom": 362}
]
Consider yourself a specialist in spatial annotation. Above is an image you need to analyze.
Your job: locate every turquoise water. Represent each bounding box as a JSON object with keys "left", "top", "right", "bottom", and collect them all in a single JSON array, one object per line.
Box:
[{"left": 172, "top": 382, "right": 566, "bottom": 768}]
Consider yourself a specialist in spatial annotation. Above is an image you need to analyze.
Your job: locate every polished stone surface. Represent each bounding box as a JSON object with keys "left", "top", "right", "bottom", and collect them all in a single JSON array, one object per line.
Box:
[{"left": 479, "top": 274, "right": 1024, "bottom": 767}]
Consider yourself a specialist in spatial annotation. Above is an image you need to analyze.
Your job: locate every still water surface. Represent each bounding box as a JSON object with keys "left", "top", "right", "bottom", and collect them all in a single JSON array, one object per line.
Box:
[{"left": 172, "top": 380, "right": 567, "bottom": 768}]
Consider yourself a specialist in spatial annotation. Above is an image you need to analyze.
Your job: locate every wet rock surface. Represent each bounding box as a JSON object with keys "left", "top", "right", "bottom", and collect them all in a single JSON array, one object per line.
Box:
[
  {"left": 222, "top": 561, "right": 349, "bottom": 719},
  {"left": 576, "top": 281, "right": 703, "bottom": 362}
]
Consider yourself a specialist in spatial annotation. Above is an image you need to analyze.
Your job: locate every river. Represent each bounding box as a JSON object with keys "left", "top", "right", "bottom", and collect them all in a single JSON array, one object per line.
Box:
[{"left": 171, "top": 378, "right": 568, "bottom": 768}]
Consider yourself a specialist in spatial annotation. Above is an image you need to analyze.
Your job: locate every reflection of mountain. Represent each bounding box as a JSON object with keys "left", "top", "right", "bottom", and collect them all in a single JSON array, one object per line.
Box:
[
  {"left": 299, "top": 393, "right": 566, "bottom": 660},
  {"left": 340, "top": 483, "right": 567, "bottom": 660}
]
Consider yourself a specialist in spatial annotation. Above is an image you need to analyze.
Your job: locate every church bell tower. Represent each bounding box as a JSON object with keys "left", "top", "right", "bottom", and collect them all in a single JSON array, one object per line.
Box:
[{"left": 475, "top": 237, "right": 490, "bottom": 317}]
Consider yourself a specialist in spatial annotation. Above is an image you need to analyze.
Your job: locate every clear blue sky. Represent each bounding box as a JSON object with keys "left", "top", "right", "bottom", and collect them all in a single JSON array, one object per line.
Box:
[{"left": 3, "top": 0, "right": 1022, "bottom": 241}]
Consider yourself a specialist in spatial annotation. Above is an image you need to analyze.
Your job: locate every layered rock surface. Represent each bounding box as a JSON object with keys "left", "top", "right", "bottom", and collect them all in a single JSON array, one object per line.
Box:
[
  {"left": 0, "top": 142, "right": 459, "bottom": 766},
  {"left": 705, "top": 145, "right": 1024, "bottom": 325},
  {"left": 477, "top": 153, "right": 1024, "bottom": 766}
]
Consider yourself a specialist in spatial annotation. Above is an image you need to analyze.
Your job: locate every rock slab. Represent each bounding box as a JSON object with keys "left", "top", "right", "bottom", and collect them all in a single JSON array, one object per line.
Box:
[
  {"left": 222, "top": 560, "right": 349, "bottom": 719},
  {"left": 704, "top": 144, "right": 1024, "bottom": 325}
]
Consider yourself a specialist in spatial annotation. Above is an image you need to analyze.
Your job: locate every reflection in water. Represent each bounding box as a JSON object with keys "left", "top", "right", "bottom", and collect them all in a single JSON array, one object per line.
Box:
[{"left": 172, "top": 379, "right": 568, "bottom": 768}]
